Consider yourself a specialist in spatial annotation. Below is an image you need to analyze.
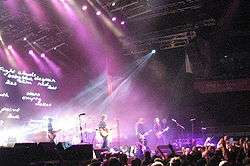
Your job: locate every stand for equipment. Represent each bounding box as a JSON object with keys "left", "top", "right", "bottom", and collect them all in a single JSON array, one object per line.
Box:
[
  {"left": 190, "top": 118, "right": 196, "bottom": 141},
  {"left": 79, "top": 113, "right": 86, "bottom": 143}
]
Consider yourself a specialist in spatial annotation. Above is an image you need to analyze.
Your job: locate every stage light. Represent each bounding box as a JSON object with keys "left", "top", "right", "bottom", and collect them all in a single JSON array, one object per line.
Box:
[
  {"left": 7, "top": 45, "right": 12, "bottom": 50},
  {"left": 41, "top": 53, "right": 45, "bottom": 58},
  {"left": 121, "top": 21, "right": 125, "bottom": 25},
  {"left": 82, "top": 5, "right": 87, "bottom": 11},
  {"left": 28, "top": 50, "right": 34, "bottom": 55},
  {"left": 23, "top": 37, "right": 27, "bottom": 41},
  {"left": 112, "top": 17, "right": 117, "bottom": 22},
  {"left": 151, "top": 50, "right": 156, "bottom": 54},
  {"left": 111, "top": 2, "right": 116, "bottom": 6},
  {"left": 96, "top": 11, "right": 101, "bottom": 16}
]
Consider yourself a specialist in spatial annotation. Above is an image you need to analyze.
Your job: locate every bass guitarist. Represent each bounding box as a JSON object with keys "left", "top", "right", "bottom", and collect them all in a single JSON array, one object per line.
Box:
[
  {"left": 135, "top": 118, "right": 151, "bottom": 153},
  {"left": 98, "top": 114, "right": 109, "bottom": 149},
  {"left": 47, "top": 118, "right": 61, "bottom": 143},
  {"left": 153, "top": 117, "right": 169, "bottom": 147}
]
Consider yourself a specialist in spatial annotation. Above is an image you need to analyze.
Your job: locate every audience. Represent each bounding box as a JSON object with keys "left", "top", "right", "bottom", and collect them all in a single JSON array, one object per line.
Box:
[{"left": 87, "top": 136, "right": 250, "bottom": 166}]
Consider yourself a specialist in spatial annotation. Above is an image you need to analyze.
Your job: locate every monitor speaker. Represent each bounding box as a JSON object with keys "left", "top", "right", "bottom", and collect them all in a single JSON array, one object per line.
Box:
[{"left": 63, "top": 144, "right": 93, "bottom": 161}]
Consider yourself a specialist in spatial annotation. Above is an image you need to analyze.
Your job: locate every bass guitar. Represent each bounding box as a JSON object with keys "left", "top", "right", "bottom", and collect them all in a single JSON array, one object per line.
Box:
[
  {"left": 99, "top": 128, "right": 111, "bottom": 137},
  {"left": 155, "top": 127, "right": 169, "bottom": 139},
  {"left": 48, "top": 129, "right": 61, "bottom": 141},
  {"left": 137, "top": 129, "right": 153, "bottom": 140}
]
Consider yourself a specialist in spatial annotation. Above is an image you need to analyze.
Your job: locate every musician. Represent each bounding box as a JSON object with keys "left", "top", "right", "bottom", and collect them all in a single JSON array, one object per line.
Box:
[
  {"left": 153, "top": 117, "right": 164, "bottom": 147},
  {"left": 98, "top": 114, "right": 109, "bottom": 149},
  {"left": 161, "top": 118, "right": 174, "bottom": 144},
  {"left": 47, "top": 118, "right": 55, "bottom": 143},
  {"left": 135, "top": 118, "right": 145, "bottom": 140},
  {"left": 135, "top": 118, "right": 150, "bottom": 152}
]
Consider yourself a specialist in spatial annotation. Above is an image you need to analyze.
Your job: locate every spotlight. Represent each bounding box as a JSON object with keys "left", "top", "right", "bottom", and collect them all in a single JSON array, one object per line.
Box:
[
  {"left": 23, "top": 37, "right": 27, "bottom": 41},
  {"left": 41, "top": 53, "right": 45, "bottom": 58},
  {"left": 82, "top": 5, "right": 87, "bottom": 11},
  {"left": 121, "top": 21, "right": 125, "bottom": 25},
  {"left": 112, "top": 17, "right": 117, "bottom": 22},
  {"left": 96, "top": 11, "right": 101, "bottom": 16},
  {"left": 151, "top": 50, "right": 156, "bottom": 54},
  {"left": 7, "top": 45, "right": 12, "bottom": 50},
  {"left": 111, "top": 2, "right": 116, "bottom": 6},
  {"left": 28, "top": 50, "right": 34, "bottom": 55}
]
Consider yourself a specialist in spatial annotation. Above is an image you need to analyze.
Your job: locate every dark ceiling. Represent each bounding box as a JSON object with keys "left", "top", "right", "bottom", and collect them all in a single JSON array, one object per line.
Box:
[
  {"left": 99, "top": 0, "right": 250, "bottom": 80},
  {"left": 0, "top": 0, "right": 249, "bottom": 81},
  {"left": 0, "top": 0, "right": 249, "bottom": 127}
]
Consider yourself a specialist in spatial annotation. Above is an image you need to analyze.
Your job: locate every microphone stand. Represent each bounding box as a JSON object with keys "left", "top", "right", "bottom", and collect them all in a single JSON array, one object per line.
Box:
[
  {"left": 172, "top": 119, "right": 185, "bottom": 140},
  {"left": 190, "top": 118, "right": 196, "bottom": 141},
  {"left": 173, "top": 120, "right": 185, "bottom": 130},
  {"left": 79, "top": 113, "right": 85, "bottom": 143}
]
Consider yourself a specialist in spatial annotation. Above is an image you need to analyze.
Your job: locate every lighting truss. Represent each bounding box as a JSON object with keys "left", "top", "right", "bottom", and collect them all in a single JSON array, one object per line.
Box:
[
  {"left": 98, "top": 0, "right": 202, "bottom": 21},
  {"left": 0, "top": 2, "right": 72, "bottom": 55},
  {"left": 121, "top": 18, "right": 216, "bottom": 55}
]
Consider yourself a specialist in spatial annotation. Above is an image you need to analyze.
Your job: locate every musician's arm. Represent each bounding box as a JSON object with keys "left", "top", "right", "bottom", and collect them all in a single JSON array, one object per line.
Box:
[
  {"left": 135, "top": 123, "right": 141, "bottom": 137},
  {"left": 135, "top": 125, "right": 139, "bottom": 136}
]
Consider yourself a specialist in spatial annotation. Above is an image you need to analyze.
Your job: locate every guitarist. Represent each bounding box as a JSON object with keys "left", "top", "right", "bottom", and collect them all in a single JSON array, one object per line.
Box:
[
  {"left": 153, "top": 117, "right": 165, "bottom": 147},
  {"left": 47, "top": 118, "right": 59, "bottom": 143},
  {"left": 98, "top": 114, "right": 109, "bottom": 149},
  {"left": 48, "top": 118, "right": 61, "bottom": 143},
  {"left": 135, "top": 118, "right": 150, "bottom": 153}
]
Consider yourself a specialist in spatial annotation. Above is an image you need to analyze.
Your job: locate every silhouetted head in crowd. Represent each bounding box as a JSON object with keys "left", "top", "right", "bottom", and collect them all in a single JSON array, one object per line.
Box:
[
  {"left": 152, "top": 161, "right": 164, "bottom": 166},
  {"left": 219, "top": 161, "right": 232, "bottom": 166},
  {"left": 119, "top": 153, "right": 128, "bottom": 166},
  {"left": 108, "top": 157, "right": 121, "bottom": 166},
  {"left": 131, "top": 158, "right": 141, "bottom": 166},
  {"left": 89, "top": 159, "right": 101, "bottom": 166},
  {"left": 144, "top": 151, "right": 151, "bottom": 159},
  {"left": 169, "top": 157, "right": 181, "bottom": 166}
]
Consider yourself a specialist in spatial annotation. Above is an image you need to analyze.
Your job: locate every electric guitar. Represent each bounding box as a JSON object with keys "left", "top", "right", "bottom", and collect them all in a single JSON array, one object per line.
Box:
[
  {"left": 155, "top": 127, "right": 169, "bottom": 139},
  {"left": 137, "top": 129, "right": 153, "bottom": 140},
  {"left": 48, "top": 129, "right": 61, "bottom": 141},
  {"left": 99, "top": 128, "right": 111, "bottom": 137},
  {"left": 136, "top": 130, "right": 152, "bottom": 152}
]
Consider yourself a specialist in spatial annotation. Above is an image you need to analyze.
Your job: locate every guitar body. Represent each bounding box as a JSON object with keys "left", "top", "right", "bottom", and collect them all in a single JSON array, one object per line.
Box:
[
  {"left": 137, "top": 129, "right": 152, "bottom": 140},
  {"left": 136, "top": 129, "right": 152, "bottom": 151},
  {"left": 48, "top": 129, "right": 61, "bottom": 142},
  {"left": 155, "top": 127, "right": 169, "bottom": 139},
  {"left": 48, "top": 132, "right": 56, "bottom": 141},
  {"left": 99, "top": 128, "right": 109, "bottom": 137}
]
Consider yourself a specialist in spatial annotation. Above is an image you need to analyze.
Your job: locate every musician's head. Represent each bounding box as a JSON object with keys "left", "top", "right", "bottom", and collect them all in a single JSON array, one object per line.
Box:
[
  {"left": 101, "top": 114, "right": 107, "bottom": 121},
  {"left": 48, "top": 118, "right": 53, "bottom": 122},
  {"left": 162, "top": 118, "right": 167, "bottom": 124},
  {"left": 138, "top": 118, "right": 144, "bottom": 123},
  {"left": 154, "top": 117, "right": 160, "bottom": 124}
]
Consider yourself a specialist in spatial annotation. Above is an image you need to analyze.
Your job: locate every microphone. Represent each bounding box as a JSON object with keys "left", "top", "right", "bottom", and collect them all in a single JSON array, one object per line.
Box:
[
  {"left": 190, "top": 118, "right": 196, "bottom": 121},
  {"left": 171, "top": 119, "right": 176, "bottom": 122},
  {"left": 79, "top": 113, "right": 86, "bottom": 116}
]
